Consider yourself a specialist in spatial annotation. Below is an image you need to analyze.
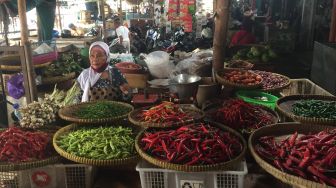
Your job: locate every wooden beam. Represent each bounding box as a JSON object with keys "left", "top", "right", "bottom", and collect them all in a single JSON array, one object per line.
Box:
[
  {"left": 213, "top": 0, "right": 230, "bottom": 71},
  {"left": 17, "top": 0, "right": 37, "bottom": 102},
  {"left": 329, "top": 0, "right": 336, "bottom": 42}
]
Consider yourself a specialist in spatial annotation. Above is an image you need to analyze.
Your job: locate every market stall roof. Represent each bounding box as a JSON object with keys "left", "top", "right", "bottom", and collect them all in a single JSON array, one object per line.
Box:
[{"left": 1, "top": 0, "right": 56, "bottom": 41}]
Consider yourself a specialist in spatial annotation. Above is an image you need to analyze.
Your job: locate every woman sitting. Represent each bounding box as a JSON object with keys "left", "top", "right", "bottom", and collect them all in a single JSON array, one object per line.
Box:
[
  {"left": 229, "top": 18, "right": 256, "bottom": 48},
  {"left": 77, "top": 41, "right": 131, "bottom": 102}
]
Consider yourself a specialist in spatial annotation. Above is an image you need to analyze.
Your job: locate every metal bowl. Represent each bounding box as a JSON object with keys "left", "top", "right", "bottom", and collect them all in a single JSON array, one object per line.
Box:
[
  {"left": 171, "top": 74, "right": 201, "bottom": 84},
  {"left": 169, "top": 74, "right": 201, "bottom": 100}
]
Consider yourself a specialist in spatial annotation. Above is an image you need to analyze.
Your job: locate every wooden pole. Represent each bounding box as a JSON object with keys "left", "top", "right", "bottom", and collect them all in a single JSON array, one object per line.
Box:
[
  {"left": 99, "top": 0, "right": 106, "bottom": 38},
  {"left": 18, "top": 0, "right": 37, "bottom": 102},
  {"left": 329, "top": 0, "right": 336, "bottom": 42},
  {"left": 57, "top": 0, "right": 62, "bottom": 31},
  {"left": 213, "top": 0, "right": 230, "bottom": 71},
  {"left": 119, "top": 0, "right": 122, "bottom": 18}
]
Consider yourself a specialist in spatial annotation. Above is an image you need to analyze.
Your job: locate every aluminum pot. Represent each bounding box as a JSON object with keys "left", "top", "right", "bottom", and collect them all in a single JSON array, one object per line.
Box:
[
  {"left": 169, "top": 74, "right": 201, "bottom": 100},
  {"left": 196, "top": 77, "right": 221, "bottom": 107}
]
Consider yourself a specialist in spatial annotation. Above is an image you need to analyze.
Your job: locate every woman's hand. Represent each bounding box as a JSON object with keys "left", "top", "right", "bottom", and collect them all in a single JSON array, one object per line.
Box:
[{"left": 119, "top": 83, "right": 130, "bottom": 94}]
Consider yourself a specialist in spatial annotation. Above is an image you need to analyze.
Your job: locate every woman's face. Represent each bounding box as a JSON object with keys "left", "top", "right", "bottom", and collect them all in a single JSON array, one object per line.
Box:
[{"left": 89, "top": 46, "right": 107, "bottom": 70}]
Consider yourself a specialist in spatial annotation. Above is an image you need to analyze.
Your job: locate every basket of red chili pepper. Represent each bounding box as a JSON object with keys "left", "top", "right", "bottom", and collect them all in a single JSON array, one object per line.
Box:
[
  {"left": 128, "top": 101, "right": 205, "bottom": 128},
  {"left": 215, "top": 69, "right": 263, "bottom": 89},
  {"left": 249, "top": 122, "right": 336, "bottom": 187},
  {"left": 276, "top": 95, "right": 336, "bottom": 125},
  {"left": 205, "top": 99, "right": 279, "bottom": 135},
  {"left": 0, "top": 127, "right": 60, "bottom": 172},
  {"left": 135, "top": 122, "right": 246, "bottom": 172}
]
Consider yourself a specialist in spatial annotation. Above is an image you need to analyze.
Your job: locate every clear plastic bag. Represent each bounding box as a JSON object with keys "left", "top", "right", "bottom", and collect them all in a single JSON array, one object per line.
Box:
[{"left": 142, "top": 51, "right": 175, "bottom": 78}]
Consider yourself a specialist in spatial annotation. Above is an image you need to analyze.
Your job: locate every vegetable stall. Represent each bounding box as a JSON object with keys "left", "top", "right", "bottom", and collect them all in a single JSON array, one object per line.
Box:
[{"left": 2, "top": 46, "right": 335, "bottom": 188}]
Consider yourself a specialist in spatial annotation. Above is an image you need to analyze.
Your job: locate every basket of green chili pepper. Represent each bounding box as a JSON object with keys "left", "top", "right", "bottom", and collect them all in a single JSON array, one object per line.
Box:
[
  {"left": 53, "top": 124, "right": 139, "bottom": 166},
  {"left": 276, "top": 95, "right": 336, "bottom": 125},
  {"left": 58, "top": 100, "right": 134, "bottom": 124}
]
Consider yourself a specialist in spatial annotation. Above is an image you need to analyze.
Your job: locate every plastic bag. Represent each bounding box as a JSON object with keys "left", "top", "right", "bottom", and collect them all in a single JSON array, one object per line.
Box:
[
  {"left": 33, "top": 43, "right": 54, "bottom": 55},
  {"left": 7, "top": 73, "right": 25, "bottom": 99},
  {"left": 142, "top": 51, "right": 174, "bottom": 78},
  {"left": 171, "top": 56, "right": 212, "bottom": 78},
  {"left": 192, "top": 49, "right": 213, "bottom": 59}
]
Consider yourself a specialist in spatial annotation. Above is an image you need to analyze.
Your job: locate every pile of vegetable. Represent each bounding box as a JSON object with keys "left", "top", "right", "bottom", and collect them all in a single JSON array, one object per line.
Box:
[
  {"left": 219, "top": 70, "right": 262, "bottom": 86},
  {"left": 211, "top": 99, "right": 275, "bottom": 133},
  {"left": 75, "top": 101, "right": 131, "bottom": 119},
  {"left": 0, "top": 127, "right": 52, "bottom": 162},
  {"left": 42, "top": 52, "right": 83, "bottom": 77},
  {"left": 19, "top": 84, "right": 81, "bottom": 128},
  {"left": 19, "top": 92, "right": 61, "bottom": 129},
  {"left": 233, "top": 46, "right": 277, "bottom": 63},
  {"left": 292, "top": 100, "right": 336, "bottom": 119},
  {"left": 255, "top": 129, "right": 336, "bottom": 186},
  {"left": 252, "top": 70, "right": 289, "bottom": 90},
  {"left": 140, "top": 101, "right": 191, "bottom": 124},
  {"left": 140, "top": 123, "right": 243, "bottom": 165},
  {"left": 57, "top": 126, "right": 135, "bottom": 159}
]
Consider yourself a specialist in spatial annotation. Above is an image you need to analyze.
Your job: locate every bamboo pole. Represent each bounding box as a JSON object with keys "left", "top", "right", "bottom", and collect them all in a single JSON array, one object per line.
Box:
[
  {"left": 329, "top": 0, "right": 336, "bottom": 42},
  {"left": 98, "top": 0, "right": 106, "bottom": 38},
  {"left": 18, "top": 0, "right": 37, "bottom": 102},
  {"left": 213, "top": 0, "right": 230, "bottom": 71},
  {"left": 57, "top": 0, "right": 62, "bottom": 31}
]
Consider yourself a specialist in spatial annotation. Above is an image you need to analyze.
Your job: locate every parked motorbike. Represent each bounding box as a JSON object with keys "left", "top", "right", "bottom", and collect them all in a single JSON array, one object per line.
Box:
[
  {"left": 195, "top": 24, "right": 213, "bottom": 49},
  {"left": 145, "top": 25, "right": 161, "bottom": 52},
  {"left": 129, "top": 26, "right": 147, "bottom": 55}
]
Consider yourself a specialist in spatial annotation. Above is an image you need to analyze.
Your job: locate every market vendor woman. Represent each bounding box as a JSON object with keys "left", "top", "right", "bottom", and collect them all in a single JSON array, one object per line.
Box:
[{"left": 77, "top": 41, "right": 130, "bottom": 102}]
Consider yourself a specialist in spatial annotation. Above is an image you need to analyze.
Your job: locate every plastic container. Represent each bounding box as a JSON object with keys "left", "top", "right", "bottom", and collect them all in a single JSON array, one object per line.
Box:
[
  {"left": 236, "top": 90, "right": 279, "bottom": 109},
  {"left": 136, "top": 160, "right": 247, "bottom": 188},
  {"left": 279, "top": 78, "right": 333, "bottom": 97},
  {"left": 0, "top": 164, "right": 95, "bottom": 188}
]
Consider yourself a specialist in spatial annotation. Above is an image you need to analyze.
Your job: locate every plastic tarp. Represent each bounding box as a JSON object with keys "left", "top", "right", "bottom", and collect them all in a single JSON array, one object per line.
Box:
[{"left": 2, "top": 0, "right": 56, "bottom": 41}]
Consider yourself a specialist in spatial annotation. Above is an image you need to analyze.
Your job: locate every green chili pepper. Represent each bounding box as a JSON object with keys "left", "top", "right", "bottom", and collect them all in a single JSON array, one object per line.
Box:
[
  {"left": 292, "top": 100, "right": 336, "bottom": 119},
  {"left": 58, "top": 126, "right": 135, "bottom": 160},
  {"left": 74, "top": 101, "right": 132, "bottom": 119}
]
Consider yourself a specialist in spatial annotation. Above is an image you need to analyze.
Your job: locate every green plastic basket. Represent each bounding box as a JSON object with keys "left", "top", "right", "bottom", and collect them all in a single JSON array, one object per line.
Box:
[{"left": 236, "top": 90, "right": 279, "bottom": 109}]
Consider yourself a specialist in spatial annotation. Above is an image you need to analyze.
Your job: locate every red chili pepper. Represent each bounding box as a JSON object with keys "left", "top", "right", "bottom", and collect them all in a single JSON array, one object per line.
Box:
[{"left": 298, "top": 148, "right": 311, "bottom": 168}]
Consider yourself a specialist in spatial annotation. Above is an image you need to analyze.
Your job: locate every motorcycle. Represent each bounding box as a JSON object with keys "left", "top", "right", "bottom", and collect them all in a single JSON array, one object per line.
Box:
[
  {"left": 145, "top": 25, "right": 161, "bottom": 52},
  {"left": 129, "top": 26, "right": 147, "bottom": 55},
  {"left": 195, "top": 24, "right": 213, "bottom": 49}
]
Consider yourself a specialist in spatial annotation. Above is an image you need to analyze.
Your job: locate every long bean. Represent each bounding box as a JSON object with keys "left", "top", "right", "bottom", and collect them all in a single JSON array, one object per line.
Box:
[
  {"left": 57, "top": 126, "right": 135, "bottom": 159},
  {"left": 292, "top": 100, "right": 336, "bottom": 119}
]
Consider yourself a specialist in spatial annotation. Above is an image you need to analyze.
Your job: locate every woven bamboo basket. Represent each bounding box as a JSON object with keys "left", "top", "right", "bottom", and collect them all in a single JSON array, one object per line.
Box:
[
  {"left": 256, "top": 72, "right": 291, "bottom": 92},
  {"left": 128, "top": 104, "right": 205, "bottom": 128},
  {"left": 53, "top": 123, "right": 140, "bottom": 166},
  {"left": 276, "top": 95, "right": 336, "bottom": 125},
  {"left": 215, "top": 69, "right": 262, "bottom": 89},
  {"left": 0, "top": 54, "right": 52, "bottom": 72},
  {"left": 0, "top": 156, "right": 60, "bottom": 172},
  {"left": 203, "top": 101, "right": 279, "bottom": 136},
  {"left": 0, "top": 127, "right": 60, "bottom": 172},
  {"left": 41, "top": 72, "right": 76, "bottom": 85},
  {"left": 135, "top": 121, "right": 246, "bottom": 172},
  {"left": 249, "top": 122, "right": 335, "bottom": 188},
  {"left": 58, "top": 100, "right": 134, "bottom": 124}
]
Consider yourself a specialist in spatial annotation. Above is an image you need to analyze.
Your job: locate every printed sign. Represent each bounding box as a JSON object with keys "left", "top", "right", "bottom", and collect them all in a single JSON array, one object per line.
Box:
[{"left": 180, "top": 180, "right": 204, "bottom": 188}]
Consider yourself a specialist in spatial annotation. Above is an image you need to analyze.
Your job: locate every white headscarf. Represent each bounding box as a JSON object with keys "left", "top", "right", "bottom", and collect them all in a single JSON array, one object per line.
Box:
[{"left": 77, "top": 41, "right": 111, "bottom": 102}]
